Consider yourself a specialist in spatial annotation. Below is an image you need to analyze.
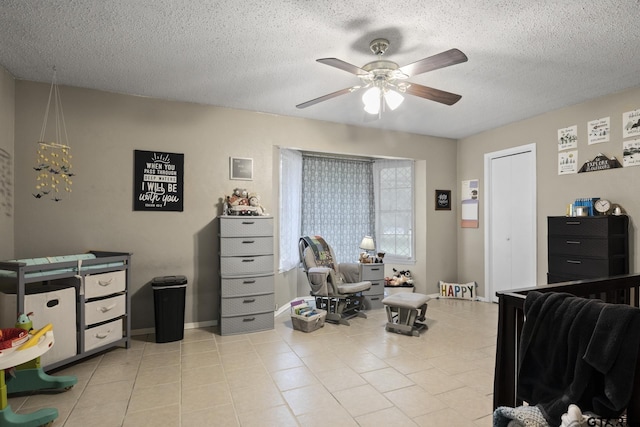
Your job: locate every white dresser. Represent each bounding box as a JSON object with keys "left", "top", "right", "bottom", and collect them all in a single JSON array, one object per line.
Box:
[
  {"left": 219, "top": 216, "right": 275, "bottom": 335},
  {"left": 359, "top": 263, "right": 385, "bottom": 309}
]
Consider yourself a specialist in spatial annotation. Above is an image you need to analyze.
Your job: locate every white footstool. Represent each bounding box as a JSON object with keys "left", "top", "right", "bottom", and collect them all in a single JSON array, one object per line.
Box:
[{"left": 382, "top": 292, "right": 430, "bottom": 336}]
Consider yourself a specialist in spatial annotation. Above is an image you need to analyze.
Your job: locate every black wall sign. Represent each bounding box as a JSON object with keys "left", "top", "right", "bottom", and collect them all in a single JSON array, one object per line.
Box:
[{"left": 134, "top": 150, "right": 184, "bottom": 211}]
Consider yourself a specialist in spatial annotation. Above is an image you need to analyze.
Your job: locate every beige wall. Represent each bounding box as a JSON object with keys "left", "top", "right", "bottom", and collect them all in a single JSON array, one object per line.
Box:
[
  {"left": 0, "top": 67, "right": 14, "bottom": 260},
  {"left": 13, "top": 80, "right": 458, "bottom": 329},
  {"left": 458, "top": 86, "right": 640, "bottom": 297}
]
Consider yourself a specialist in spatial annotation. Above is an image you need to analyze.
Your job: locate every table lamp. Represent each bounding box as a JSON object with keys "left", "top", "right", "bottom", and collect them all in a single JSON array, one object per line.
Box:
[{"left": 359, "top": 236, "right": 375, "bottom": 255}]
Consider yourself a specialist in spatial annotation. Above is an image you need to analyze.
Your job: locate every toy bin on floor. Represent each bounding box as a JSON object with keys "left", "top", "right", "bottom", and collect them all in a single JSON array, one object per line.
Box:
[
  {"left": 151, "top": 275, "right": 187, "bottom": 343},
  {"left": 291, "top": 309, "right": 327, "bottom": 333}
]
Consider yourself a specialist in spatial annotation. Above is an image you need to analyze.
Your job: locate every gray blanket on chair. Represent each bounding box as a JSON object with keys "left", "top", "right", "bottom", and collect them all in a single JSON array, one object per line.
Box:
[{"left": 517, "top": 291, "right": 640, "bottom": 426}]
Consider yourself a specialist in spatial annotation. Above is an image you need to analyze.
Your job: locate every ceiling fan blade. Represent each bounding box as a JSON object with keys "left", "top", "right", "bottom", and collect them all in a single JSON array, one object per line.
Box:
[
  {"left": 398, "top": 48, "right": 468, "bottom": 77},
  {"left": 404, "top": 82, "right": 462, "bottom": 106},
  {"left": 317, "top": 58, "right": 369, "bottom": 76},
  {"left": 296, "top": 86, "right": 361, "bottom": 109}
]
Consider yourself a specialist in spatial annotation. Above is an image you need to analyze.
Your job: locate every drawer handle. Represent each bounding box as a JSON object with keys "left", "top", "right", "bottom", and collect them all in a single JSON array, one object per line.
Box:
[
  {"left": 98, "top": 278, "right": 113, "bottom": 287},
  {"left": 371, "top": 283, "right": 380, "bottom": 286},
  {"left": 370, "top": 268, "right": 381, "bottom": 271},
  {"left": 98, "top": 303, "right": 117, "bottom": 313},
  {"left": 243, "top": 299, "right": 256, "bottom": 303},
  {"left": 242, "top": 240, "right": 255, "bottom": 244},
  {"left": 243, "top": 280, "right": 256, "bottom": 284},
  {"left": 566, "top": 240, "right": 581, "bottom": 244},
  {"left": 241, "top": 221, "right": 255, "bottom": 225},
  {"left": 242, "top": 259, "right": 255, "bottom": 262},
  {"left": 95, "top": 329, "right": 112, "bottom": 339},
  {"left": 243, "top": 317, "right": 256, "bottom": 322},
  {"left": 566, "top": 260, "right": 582, "bottom": 264},
  {"left": 566, "top": 221, "right": 582, "bottom": 225},
  {"left": 371, "top": 297, "right": 380, "bottom": 301}
]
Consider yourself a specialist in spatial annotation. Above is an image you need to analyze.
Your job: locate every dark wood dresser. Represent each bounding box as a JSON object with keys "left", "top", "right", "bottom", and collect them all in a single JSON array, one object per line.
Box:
[{"left": 547, "top": 215, "right": 629, "bottom": 284}]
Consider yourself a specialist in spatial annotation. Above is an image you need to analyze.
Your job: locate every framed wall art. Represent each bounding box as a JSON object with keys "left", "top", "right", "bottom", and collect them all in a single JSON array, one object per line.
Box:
[
  {"left": 435, "top": 189, "right": 451, "bottom": 211},
  {"left": 134, "top": 149, "right": 184, "bottom": 211},
  {"left": 230, "top": 157, "right": 253, "bottom": 180}
]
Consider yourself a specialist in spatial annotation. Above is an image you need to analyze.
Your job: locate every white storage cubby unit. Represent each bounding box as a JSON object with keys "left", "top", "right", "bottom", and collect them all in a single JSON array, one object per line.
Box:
[
  {"left": 0, "top": 251, "right": 131, "bottom": 370},
  {"left": 219, "top": 216, "right": 274, "bottom": 335}
]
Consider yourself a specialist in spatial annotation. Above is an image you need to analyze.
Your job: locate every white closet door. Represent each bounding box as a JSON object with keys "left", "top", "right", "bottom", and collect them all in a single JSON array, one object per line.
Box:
[{"left": 485, "top": 145, "right": 536, "bottom": 302}]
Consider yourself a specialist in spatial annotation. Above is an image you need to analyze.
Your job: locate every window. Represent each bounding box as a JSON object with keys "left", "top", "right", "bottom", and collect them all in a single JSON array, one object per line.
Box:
[
  {"left": 374, "top": 159, "right": 415, "bottom": 263},
  {"left": 278, "top": 151, "right": 414, "bottom": 268}
]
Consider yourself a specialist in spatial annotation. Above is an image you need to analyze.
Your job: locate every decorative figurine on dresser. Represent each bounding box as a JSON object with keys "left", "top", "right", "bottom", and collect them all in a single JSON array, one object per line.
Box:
[
  {"left": 547, "top": 210, "right": 629, "bottom": 284},
  {"left": 219, "top": 189, "right": 274, "bottom": 335}
]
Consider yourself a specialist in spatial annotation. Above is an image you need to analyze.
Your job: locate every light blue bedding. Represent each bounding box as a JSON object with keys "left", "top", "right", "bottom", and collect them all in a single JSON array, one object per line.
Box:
[{"left": 0, "top": 253, "right": 124, "bottom": 278}]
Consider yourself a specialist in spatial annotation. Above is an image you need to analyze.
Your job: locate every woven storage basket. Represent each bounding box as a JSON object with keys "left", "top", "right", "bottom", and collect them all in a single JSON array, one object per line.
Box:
[{"left": 291, "top": 309, "right": 326, "bottom": 332}]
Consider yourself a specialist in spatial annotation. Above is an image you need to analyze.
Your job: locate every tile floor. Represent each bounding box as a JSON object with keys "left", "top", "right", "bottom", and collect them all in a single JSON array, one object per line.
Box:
[{"left": 8, "top": 298, "right": 499, "bottom": 426}]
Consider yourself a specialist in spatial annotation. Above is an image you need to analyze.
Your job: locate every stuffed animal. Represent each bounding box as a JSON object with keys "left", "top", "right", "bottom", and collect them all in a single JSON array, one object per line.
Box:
[
  {"left": 248, "top": 193, "right": 265, "bottom": 216},
  {"left": 387, "top": 269, "right": 414, "bottom": 286},
  {"left": 225, "top": 188, "right": 254, "bottom": 215},
  {"left": 374, "top": 252, "right": 385, "bottom": 263},
  {"left": 16, "top": 312, "right": 34, "bottom": 332},
  {"left": 359, "top": 252, "right": 372, "bottom": 263},
  {"left": 227, "top": 188, "right": 249, "bottom": 207}
]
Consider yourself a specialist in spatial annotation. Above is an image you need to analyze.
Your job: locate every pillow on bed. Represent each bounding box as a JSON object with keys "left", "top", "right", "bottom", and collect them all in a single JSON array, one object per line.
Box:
[{"left": 437, "top": 281, "right": 478, "bottom": 300}]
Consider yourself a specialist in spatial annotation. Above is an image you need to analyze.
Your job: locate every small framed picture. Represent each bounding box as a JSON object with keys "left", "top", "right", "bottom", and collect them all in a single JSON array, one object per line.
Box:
[
  {"left": 230, "top": 157, "right": 253, "bottom": 180},
  {"left": 435, "top": 189, "right": 451, "bottom": 211}
]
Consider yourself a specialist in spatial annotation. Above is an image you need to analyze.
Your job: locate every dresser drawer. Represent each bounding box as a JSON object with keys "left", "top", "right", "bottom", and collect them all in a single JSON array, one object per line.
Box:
[
  {"left": 363, "top": 280, "right": 384, "bottom": 296},
  {"left": 220, "top": 217, "right": 273, "bottom": 237},
  {"left": 84, "top": 270, "right": 126, "bottom": 299},
  {"left": 220, "top": 236, "right": 273, "bottom": 256},
  {"left": 364, "top": 294, "right": 384, "bottom": 309},
  {"left": 359, "top": 264, "right": 385, "bottom": 281},
  {"left": 221, "top": 255, "right": 273, "bottom": 277},
  {"left": 85, "top": 294, "right": 126, "bottom": 326},
  {"left": 548, "top": 216, "right": 628, "bottom": 237},
  {"left": 220, "top": 311, "right": 274, "bottom": 335},
  {"left": 548, "top": 256, "right": 627, "bottom": 278},
  {"left": 548, "top": 236, "right": 626, "bottom": 258},
  {"left": 84, "top": 318, "right": 123, "bottom": 352},
  {"left": 221, "top": 293, "right": 274, "bottom": 316},
  {"left": 221, "top": 275, "right": 274, "bottom": 297}
]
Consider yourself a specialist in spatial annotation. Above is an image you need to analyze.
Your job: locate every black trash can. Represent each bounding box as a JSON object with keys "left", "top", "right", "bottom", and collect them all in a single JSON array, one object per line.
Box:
[{"left": 151, "top": 275, "right": 188, "bottom": 343}]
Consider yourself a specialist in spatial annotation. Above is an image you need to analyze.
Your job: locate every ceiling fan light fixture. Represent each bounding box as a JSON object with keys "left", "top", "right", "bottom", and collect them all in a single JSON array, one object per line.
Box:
[
  {"left": 384, "top": 89, "right": 404, "bottom": 111},
  {"left": 362, "top": 86, "right": 381, "bottom": 114}
]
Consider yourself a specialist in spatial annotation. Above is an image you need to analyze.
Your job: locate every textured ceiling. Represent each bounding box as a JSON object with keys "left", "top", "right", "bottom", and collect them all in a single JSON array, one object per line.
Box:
[{"left": 1, "top": 1, "right": 639, "bottom": 139}]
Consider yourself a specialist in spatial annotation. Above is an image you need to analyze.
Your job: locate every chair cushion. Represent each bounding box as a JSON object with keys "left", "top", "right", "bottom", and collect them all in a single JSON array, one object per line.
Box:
[
  {"left": 336, "top": 280, "right": 371, "bottom": 294},
  {"left": 383, "top": 292, "right": 431, "bottom": 309}
]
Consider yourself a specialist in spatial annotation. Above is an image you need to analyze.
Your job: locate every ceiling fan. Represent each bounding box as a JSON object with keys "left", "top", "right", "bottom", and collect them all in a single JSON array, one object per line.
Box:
[{"left": 296, "top": 38, "right": 468, "bottom": 115}]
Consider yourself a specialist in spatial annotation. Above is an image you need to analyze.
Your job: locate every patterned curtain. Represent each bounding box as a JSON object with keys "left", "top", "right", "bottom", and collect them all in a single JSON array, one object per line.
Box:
[{"left": 301, "top": 155, "right": 375, "bottom": 263}]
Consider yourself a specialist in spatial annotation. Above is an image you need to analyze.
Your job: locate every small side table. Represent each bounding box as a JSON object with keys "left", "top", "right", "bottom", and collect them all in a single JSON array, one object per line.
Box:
[{"left": 359, "top": 263, "right": 385, "bottom": 309}]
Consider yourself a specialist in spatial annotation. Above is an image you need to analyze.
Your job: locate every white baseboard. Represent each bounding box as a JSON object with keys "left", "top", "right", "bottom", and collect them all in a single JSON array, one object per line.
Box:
[{"left": 133, "top": 299, "right": 329, "bottom": 336}]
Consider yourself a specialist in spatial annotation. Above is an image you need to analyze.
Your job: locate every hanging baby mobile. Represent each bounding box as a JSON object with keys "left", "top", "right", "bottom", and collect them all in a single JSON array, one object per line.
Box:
[{"left": 33, "top": 68, "right": 74, "bottom": 201}]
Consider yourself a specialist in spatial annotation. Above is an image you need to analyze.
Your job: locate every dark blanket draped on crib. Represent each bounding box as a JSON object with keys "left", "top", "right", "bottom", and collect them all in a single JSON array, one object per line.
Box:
[{"left": 518, "top": 291, "right": 640, "bottom": 426}]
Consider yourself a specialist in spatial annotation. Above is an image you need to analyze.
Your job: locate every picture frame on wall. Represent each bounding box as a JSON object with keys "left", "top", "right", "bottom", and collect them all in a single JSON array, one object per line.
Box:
[
  {"left": 435, "top": 189, "right": 451, "bottom": 210},
  {"left": 230, "top": 157, "right": 253, "bottom": 180}
]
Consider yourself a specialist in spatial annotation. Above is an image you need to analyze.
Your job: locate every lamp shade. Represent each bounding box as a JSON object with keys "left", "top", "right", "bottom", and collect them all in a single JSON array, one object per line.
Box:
[
  {"left": 359, "top": 235, "right": 375, "bottom": 251},
  {"left": 362, "top": 87, "right": 381, "bottom": 115},
  {"left": 384, "top": 89, "right": 404, "bottom": 110}
]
